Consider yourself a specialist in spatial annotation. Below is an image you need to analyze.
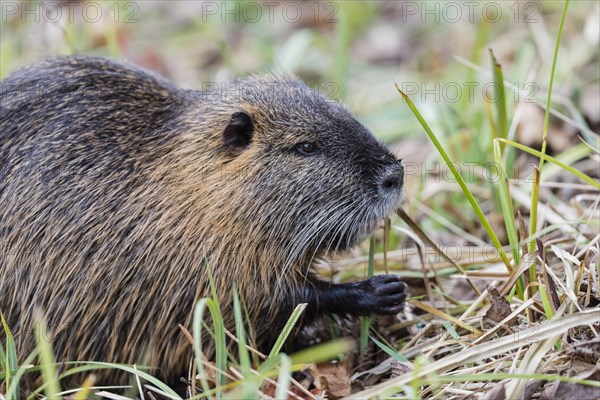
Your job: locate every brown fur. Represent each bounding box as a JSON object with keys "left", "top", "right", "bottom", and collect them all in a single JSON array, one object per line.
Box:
[{"left": 0, "top": 55, "right": 406, "bottom": 389}]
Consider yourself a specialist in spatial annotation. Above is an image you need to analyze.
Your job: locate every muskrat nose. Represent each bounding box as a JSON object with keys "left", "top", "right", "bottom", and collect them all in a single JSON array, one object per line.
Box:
[{"left": 380, "top": 164, "right": 404, "bottom": 192}]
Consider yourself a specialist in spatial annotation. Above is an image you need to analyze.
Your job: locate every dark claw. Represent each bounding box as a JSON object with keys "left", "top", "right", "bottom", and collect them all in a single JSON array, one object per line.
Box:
[
  {"left": 381, "top": 304, "right": 406, "bottom": 315},
  {"left": 384, "top": 292, "right": 407, "bottom": 303},
  {"left": 360, "top": 274, "right": 407, "bottom": 315},
  {"left": 374, "top": 281, "right": 407, "bottom": 296}
]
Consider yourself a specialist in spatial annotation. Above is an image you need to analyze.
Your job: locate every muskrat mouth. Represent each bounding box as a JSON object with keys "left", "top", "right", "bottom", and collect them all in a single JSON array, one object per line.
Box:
[
  {"left": 313, "top": 191, "right": 402, "bottom": 258},
  {"left": 318, "top": 215, "right": 383, "bottom": 254}
]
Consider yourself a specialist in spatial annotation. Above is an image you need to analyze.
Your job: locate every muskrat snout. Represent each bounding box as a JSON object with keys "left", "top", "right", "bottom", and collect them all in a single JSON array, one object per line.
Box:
[{"left": 379, "top": 162, "right": 404, "bottom": 193}]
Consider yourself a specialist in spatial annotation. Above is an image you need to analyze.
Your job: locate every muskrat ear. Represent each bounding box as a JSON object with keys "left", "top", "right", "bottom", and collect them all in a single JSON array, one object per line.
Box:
[{"left": 223, "top": 111, "right": 254, "bottom": 149}]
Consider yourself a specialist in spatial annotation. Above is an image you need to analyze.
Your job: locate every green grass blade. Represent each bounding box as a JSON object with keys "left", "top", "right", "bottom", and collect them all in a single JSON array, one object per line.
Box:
[
  {"left": 0, "top": 344, "right": 5, "bottom": 382},
  {"left": 529, "top": 0, "right": 571, "bottom": 252},
  {"left": 230, "top": 290, "right": 258, "bottom": 400},
  {"left": 370, "top": 335, "right": 408, "bottom": 362},
  {"left": 6, "top": 350, "right": 38, "bottom": 400},
  {"left": 193, "top": 298, "right": 227, "bottom": 397},
  {"left": 360, "top": 236, "right": 376, "bottom": 354},
  {"left": 489, "top": 48, "right": 518, "bottom": 179},
  {"left": 55, "top": 362, "right": 181, "bottom": 398},
  {"left": 537, "top": 283, "right": 554, "bottom": 319},
  {"left": 368, "top": 233, "right": 376, "bottom": 279},
  {"left": 233, "top": 290, "right": 251, "bottom": 378},
  {"left": 266, "top": 303, "right": 307, "bottom": 359},
  {"left": 396, "top": 85, "right": 512, "bottom": 271},
  {"left": 493, "top": 139, "right": 519, "bottom": 263},
  {"left": 289, "top": 339, "right": 355, "bottom": 365},
  {"left": 201, "top": 258, "right": 228, "bottom": 393},
  {"left": 334, "top": 2, "right": 351, "bottom": 100},
  {"left": 497, "top": 139, "right": 599, "bottom": 189},
  {"left": 1, "top": 312, "right": 18, "bottom": 397},
  {"left": 441, "top": 321, "right": 460, "bottom": 340},
  {"left": 493, "top": 139, "right": 523, "bottom": 297},
  {"left": 72, "top": 374, "right": 99, "bottom": 400},
  {"left": 33, "top": 315, "right": 62, "bottom": 399},
  {"left": 542, "top": 142, "right": 595, "bottom": 180},
  {"left": 274, "top": 354, "right": 291, "bottom": 400},
  {"left": 489, "top": 49, "right": 508, "bottom": 142}
]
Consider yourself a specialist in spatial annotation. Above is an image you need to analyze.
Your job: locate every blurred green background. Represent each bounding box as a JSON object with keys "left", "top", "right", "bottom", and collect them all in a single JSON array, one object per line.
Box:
[{"left": 2, "top": 1, "right": 598, "bottom": 145}]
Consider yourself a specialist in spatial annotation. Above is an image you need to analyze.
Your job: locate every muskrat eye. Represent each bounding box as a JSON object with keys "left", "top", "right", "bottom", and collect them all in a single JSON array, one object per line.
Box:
[{"left": 296, "top": 142, "right": 318, "bottom": 156}]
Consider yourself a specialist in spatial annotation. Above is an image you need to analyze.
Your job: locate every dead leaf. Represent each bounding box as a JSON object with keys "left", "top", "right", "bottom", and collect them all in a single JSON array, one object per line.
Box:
[
  {"left": 522, "top": 379, "right": 544, "bottom": 400},
  {"left": 309, "top": 362, "right": 352, "bottom": 399},
  {"left": 482, "top": 381, "right": 506, "bottom": 400},
  {"left": 262, "top": 377, "right": 317, "bottom": 400},
  {"left": 485, "top": 286, "right": 513, "bottom": 324},
  {"left": 261, "top": 380, "right": 277, "bottom": 398},
  {"left": 541, "top": 367, "right": 600, "bottom": 400},
  {"left": 195, "top": 358, "right": 218, "bottom": 389}
]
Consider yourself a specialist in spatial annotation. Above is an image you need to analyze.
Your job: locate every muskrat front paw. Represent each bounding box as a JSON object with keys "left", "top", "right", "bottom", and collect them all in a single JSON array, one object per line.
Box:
[{"left": 361, "top": 274, "right": 407, "bottom": 315}]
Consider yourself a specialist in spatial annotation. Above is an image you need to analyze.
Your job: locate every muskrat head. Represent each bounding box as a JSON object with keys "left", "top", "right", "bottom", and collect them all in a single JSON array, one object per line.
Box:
[{"left": 211, "top": 77, "right": 403, "bottom": 269}]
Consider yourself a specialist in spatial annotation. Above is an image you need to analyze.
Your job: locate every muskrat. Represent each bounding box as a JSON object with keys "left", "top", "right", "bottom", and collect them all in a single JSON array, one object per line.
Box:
[{"left": 0, "top": 55, "right": 406, "bottom": 388}]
